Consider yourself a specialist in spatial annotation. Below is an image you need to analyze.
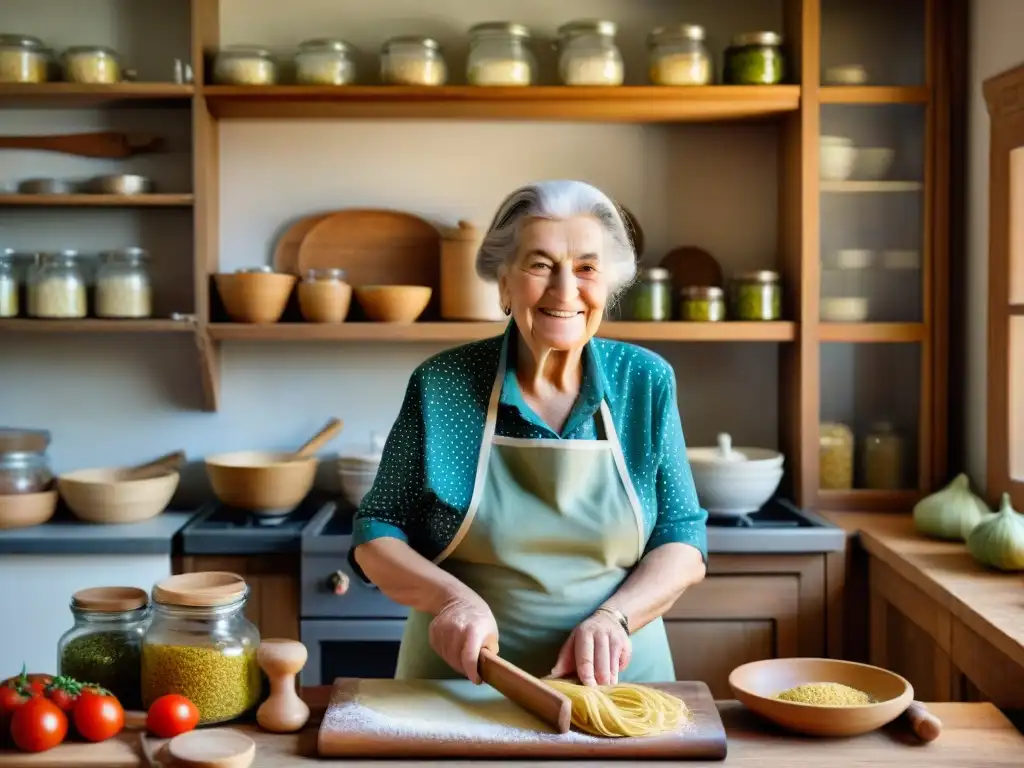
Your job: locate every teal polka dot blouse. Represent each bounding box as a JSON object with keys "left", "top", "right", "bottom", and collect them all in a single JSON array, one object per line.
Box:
[{"left": 351, "top": 321, "right": 709, "bottom": 572}]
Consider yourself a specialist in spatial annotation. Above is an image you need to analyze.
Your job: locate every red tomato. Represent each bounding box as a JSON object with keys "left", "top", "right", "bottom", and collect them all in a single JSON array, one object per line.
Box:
[
  {"left": 146, "top": 694, "right": 199, "bottom": 738},
  {"left": 45, "top": 676, "right": 83, "bottom": 713},
  {"left": 72, "top": 689, "right": 124, "bottom": 743},
  {"left": 10, "top": 697, "right": 67, "bottom": 753},
  {"left": 0, "top": 684, "right": 31, "bottom": 718},
  {"left": 2, "top": 670, "right": 51, "bottom": 696}
]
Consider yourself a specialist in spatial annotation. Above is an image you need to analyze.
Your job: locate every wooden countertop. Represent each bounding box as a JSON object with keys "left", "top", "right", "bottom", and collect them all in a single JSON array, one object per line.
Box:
[
  {"left": 0, "top": 690, "right": 1021, "bottom": 766},
  {"left": 822, "top": 512, "right": 1024, "bottom": 670}
]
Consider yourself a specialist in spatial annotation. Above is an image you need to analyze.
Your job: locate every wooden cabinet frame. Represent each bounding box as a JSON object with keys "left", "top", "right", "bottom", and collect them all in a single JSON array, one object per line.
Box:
[{"left": 984, "top": 64, "right": 1024, "bottom": 511}]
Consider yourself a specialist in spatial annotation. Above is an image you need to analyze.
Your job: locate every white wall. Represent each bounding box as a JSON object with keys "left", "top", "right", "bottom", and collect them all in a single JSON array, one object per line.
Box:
[
  {"left": 965, "top": 0, "right": 1024, "bottom": 491},
  {"left": 0, "top": 0, "right": 785, "bottom": 494}
]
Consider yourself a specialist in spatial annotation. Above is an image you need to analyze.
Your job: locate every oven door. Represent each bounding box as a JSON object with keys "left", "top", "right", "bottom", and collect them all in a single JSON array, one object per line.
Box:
[{"left": 300, "top": 619, "right": 407, "bottom": 687}]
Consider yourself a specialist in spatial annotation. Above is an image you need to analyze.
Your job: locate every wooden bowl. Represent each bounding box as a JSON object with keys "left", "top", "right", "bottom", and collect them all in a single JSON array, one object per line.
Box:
[
  {"left": 214, "top": 272, "right": 296, "bottom": 324},
  {"left": 204, "top": 451, "right": 317, "bottom": 512},
  {"left": 729, "top": 658, "right": 913, "bottom": 737},
  {"left": 0, "top": 490, "right": 58, "bottom": 529},
  {"left": 57, "top": 468, "right": 179, "bottom": 524},
  {"left": 298, "top": 280, "right": 352, "bottom": 323},
  {"left": 355, "top": 285, "right": 432, "bottom": 323}
]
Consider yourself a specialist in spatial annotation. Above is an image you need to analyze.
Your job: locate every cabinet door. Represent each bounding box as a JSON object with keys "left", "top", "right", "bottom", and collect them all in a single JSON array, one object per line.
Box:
[
  {"left": 664, "top": 575, "right": 800, "bottom": 698},
  {"left": 176, "top": 555, "right": 300, "bottom": 641}
]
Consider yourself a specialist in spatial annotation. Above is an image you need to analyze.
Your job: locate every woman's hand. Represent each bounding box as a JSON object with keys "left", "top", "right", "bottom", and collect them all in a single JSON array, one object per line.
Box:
[
  {"left": 428, "top": 594, "right": 499, "bottom": 684},
  {"left": 549, "top": 611, "right": 631, "bottom": 686}
]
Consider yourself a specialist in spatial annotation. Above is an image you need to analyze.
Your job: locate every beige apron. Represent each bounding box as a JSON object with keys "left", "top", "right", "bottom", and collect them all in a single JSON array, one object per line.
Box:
[{"left": 395, "top": 348, "right": 676, "bottom": 683}]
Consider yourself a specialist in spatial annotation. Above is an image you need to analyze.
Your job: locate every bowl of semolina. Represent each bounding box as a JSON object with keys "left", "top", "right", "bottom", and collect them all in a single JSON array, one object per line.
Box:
[{"left": 728, "top": 657, "right": 913, "bottom": 737}]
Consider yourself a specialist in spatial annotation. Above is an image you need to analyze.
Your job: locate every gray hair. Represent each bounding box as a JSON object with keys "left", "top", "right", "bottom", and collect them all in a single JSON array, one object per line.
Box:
[{"left": 475, "top": 180, "right": 638, "bottom": 297}]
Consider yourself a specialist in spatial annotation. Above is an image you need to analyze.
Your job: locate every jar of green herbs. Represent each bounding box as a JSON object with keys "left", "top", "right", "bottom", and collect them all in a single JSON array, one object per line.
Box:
[
  {"left": 732, "top": 270, "right": 782, "bottom": 320},
  {"left": 142, "top": 572, "right": 261, "bottom": 725},
  {"left": 625, "top": 267, "right": 672, "bottom": 321},
  {"left": 723, "top": 31, "right": 785, "bottom": 85},
  {"left": 57, "top": 586, "right": 150, "bottom": 709},
  {"left": 680, "top": 286, "right": 725, "bottom": 321}
]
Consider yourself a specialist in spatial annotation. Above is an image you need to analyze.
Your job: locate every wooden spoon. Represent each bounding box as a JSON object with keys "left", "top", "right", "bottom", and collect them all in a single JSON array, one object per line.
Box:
[
  {"left": 905, "top": 700, "right": 942, "bottom": 742},
  {"left": 124, "top": 450, "right": 187, "bottom": 480},
  {"left": 0, "top": 132, "right": 164, "bottom": 159},
  {"left": 291, "top": 418, "right": 343, "bottom": 460},
  {"left": 479, "top": 648, "right": 572, "bottom": 734}
]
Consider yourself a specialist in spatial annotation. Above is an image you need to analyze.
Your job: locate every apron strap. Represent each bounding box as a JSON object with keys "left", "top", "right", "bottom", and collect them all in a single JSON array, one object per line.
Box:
[{"left": 599, "top": 401, "right": 647, "bottom": 561}]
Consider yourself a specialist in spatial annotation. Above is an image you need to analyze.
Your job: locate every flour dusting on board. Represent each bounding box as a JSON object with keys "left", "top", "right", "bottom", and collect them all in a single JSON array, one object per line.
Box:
[{"left": 322, "top": 679, "right": 693, "bottom": 745}]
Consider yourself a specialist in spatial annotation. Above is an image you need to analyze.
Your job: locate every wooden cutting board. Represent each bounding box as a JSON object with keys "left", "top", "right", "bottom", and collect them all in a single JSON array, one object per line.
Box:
[
  {"left": 272, "top": 213, "right": 329, "bottom": 274},
  {"left": 317, "top": 679, "right": 727, "bottom": 759}
]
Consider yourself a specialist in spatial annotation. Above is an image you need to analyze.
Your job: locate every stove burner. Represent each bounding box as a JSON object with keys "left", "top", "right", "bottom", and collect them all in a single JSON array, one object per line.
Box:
[{"left": 706, "top": 498, "right": 807, "bottom": 528}]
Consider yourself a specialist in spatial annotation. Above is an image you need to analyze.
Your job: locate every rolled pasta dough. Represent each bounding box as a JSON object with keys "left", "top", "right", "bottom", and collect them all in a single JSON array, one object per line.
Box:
[{"left": 544, "top": 680, "right": 688, "bottom": 738}]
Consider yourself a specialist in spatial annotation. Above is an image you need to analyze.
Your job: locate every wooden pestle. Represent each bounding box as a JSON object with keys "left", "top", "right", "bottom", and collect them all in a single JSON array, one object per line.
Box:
[
  {"left": 905, "top": 700, "right": 942, "bottom": 742},
  {"left": 479, "top": 648, "right": 572, "bottom": 734},
  {"left": 256, "top": 639, "right": 310, "bottom": 733}
]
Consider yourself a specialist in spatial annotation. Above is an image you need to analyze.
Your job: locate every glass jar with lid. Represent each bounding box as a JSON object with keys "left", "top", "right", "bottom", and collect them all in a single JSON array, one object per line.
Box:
[
  {"left": 95, "top": 247, "right": 152, "bottom": 319},
  {"left": 647, "top": 24, "right": 712, "bottom": 86},
  {"left": 863, "top": 421, "right": 904, "bottom": 490},
  {"left": 58, "top": 587, "right": 150, "bottom": 710},
  {"left": 0, "top": 449, "right": 51, "bottom": 495},
  {"left": 557, "top": 19, "right": 624, "bottom": 86},
  {"left": 380, "top": 36, "right": 447, "bottom": 86},
  {"left": 0, "top": 34, "right": 52, "bottom": 83},
  {"left": 680, "top": 286, "right": 725, "bottom": 321},
  {"left": 142, "top": 572, "right": 261, "bottom": 725},
  {"left": 294, "top": 38, "right": 356, "bottom": 85},
  {"left": 0, "top": 250, "right": 16, "bottom": 318},
  {"left": 724, "top": 31, "right": 785, "bottom": 85},
  {"left": 298, "top": 268, "right": 351, "bottom": 324},
  {"left": 624, "top": 267, "right": 672, "bottom": 321},
  {"left": 28, "top": 251, "right": 87, "bottom": 319},
  {"left": 62, "top": 45, "right": 122, "bottom": 84},
  {"left": 819, "top": 421, "right": 854, "bottom": 490},
  {"left": 732, "top": 270, "right": 782, "bottom": 320},
  {"left": 213, "top": 45, "right": 279, "bottom": 85},
  {"left": 467, "top": 22, "right": 535, "bottom": 86}
]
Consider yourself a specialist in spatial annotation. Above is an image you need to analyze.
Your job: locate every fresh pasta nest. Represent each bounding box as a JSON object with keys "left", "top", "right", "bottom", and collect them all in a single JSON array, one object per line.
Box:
[{"left": 544, "top": 679, "right": 689, "bottom": 737}]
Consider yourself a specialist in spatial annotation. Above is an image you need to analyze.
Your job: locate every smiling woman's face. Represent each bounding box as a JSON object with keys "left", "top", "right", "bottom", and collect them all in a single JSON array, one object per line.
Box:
[{"left": 499, "top": 215, "right": 609, "bottom": 352}]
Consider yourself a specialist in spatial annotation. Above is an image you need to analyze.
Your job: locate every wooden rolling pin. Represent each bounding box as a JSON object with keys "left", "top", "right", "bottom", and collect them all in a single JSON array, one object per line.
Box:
[
  {"left": 905, "top": 700, "right": 942, "bottom": 742},
  {"left": 479, "top": 648, "right": 572, "bottom": 734},
  {"left": 0, "top": 132, "right": 164, "bottom": 158}
]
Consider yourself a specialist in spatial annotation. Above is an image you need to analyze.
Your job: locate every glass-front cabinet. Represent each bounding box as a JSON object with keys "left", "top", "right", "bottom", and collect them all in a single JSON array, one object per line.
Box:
[{"left": 813, "top": 0, "right": 941, "bottom": 510}]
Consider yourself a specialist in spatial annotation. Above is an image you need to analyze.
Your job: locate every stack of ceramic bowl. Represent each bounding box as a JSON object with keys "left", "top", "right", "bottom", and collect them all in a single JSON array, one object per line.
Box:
[
  {"left": 336, "top": 434, "right": 385, "bottom": 507},
  {"left": 687, "top": 433, "right": 785, "bottom": 517}
]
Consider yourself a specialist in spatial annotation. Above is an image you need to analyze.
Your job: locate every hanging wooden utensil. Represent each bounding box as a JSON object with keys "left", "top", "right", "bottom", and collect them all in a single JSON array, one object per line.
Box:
[
  {"left": 660, "top": 246, "right": 725, "bottom": 292},
  {"left": 123, "top": 450, "right": 187, "bottom": 480},
  {"left": 0, "top": 132, "right": 164, "bottom": 159},
  {"left": 272, "top": 212, "right": 329, "bottom": 274}
]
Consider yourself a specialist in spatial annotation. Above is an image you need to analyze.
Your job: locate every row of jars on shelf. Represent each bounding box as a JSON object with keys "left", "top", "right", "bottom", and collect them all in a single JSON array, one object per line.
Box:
[
  {"left": 820, "top": 421, "right": 906, "bottom": 491},
  {"left": 0, "top": 249, "right": 152, "bottom": 320},
  {"left": 0, "top": 33, "right": 126, "bottom": 84},
  {"left": 212, "top": 22, "right": 786, "bottom": 88},
  {"left": 617, "top": 267, "right": 783, "bottom": 322}
]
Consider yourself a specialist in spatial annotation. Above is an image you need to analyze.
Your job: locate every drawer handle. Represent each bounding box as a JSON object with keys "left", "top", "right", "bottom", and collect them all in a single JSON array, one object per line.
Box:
[{"left": 328, "top": 570, "right": 350, "bottom": 596}]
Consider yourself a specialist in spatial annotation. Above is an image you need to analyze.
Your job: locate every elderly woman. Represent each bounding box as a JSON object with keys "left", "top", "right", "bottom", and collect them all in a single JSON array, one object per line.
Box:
[{"left": 351, "top": 180, "right": 708, "bottom": 688}]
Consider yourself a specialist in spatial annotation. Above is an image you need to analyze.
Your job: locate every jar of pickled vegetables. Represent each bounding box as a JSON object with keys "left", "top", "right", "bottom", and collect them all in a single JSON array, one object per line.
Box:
[
  {"left": 724, "top": 32, "right": 785, "bottom": 85},
  {"left": 625, "top": 267, "right": 672, "bottom": 321},
  {"left": 863, "top": 421, "right": 903, "bottom": 490},
  {"left": 680, "top": 286, "right": 725, "bottom": 321},
  {"left": 142, "top": 573, "right": 261, "bottom": 725},
  {"left": 62, "top": 46, "right": 122, "bottom": 84},
  {"left": 732, "top": 270, "right": 781, "bottom": 320},
  {"left": 0, "top": 34, "right": 51, "bottom": 83},
  {"left": 819, "top": 422, "right": 854, "bottom": 490}
]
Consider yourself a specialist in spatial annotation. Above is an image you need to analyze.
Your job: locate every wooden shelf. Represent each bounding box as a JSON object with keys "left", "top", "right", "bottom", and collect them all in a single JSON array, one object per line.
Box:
[
  {"left": 0, "top": 83, "right": 194, "bottom": 108},
  {"left": 0, "top": 194, "right": 194, "bottom": 208},
  {"left": 820, "top": 86, "right": 930, "bottom": 104},
  {"left": 819, "top": 323, "right": 926, "bottom": 342},
  {"left": 202, "top": 85, "right": 801, "bottom": 122},
  {"left": 207, "top": 321, "right": 797, "bottom": 343},
  {"left": 0, "top": 319, "right": 195, "bottom": 333},
  {"left": 820, "top": 180, "right": 924, "bottom": 193}
]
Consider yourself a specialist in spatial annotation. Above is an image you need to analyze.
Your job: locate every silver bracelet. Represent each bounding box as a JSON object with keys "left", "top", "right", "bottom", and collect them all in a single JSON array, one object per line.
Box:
[{"left": 595, "top": 606, "right": 630, "bottom": 636}]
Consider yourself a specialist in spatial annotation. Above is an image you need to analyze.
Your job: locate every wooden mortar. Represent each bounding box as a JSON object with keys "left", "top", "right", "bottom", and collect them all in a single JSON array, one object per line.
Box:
[{"left": 256, "top": 638, "right": 310, "bottom": 733}]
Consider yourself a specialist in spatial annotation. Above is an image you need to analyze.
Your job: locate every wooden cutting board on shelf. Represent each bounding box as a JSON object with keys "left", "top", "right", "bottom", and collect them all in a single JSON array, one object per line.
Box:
[
  {"left": 317, "top": 678, "right": 727, "bottom": 759},
  {"left": 272, "top": 212, "right": 329, "bottom": 274}
]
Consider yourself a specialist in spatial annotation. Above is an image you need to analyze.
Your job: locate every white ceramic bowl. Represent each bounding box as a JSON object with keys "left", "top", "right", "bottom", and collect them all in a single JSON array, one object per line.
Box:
[
  {"left": 687, "top": 434, "right": 785, "bottom": 517},
  {"left": 855, "top": 147, "right": 895, "bottom": 180},
  {"left": 337, "top": 468, "right": 377, "bottom": 507},
  {"left": 821, "top": 297, "right": 869, "bottom": 322},
  {"left": 820, "top": 137, "right": 856, "bottom": 182},
  {"left": 834, "top": 249, "right": 874, "bottom": 270}
]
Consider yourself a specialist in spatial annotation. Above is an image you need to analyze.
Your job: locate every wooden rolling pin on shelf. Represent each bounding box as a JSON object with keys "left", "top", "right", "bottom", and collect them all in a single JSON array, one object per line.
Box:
[{"left": 0, "top": 132, "right": 164, "bottom": 159}]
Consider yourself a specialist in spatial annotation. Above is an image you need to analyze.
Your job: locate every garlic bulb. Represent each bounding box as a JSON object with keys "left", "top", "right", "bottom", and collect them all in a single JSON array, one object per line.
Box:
[
  {"left": 966, "top": 493, "right": 1024, "bottom": 571},
  {"left": 912, "top": 473, "right": 992, "bottom": 541}
]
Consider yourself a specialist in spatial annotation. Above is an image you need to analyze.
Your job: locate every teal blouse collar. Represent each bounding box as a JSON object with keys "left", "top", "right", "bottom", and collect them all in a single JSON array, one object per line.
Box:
[{"left": 496, "top": 319, "right": 610, "bottom": 438}]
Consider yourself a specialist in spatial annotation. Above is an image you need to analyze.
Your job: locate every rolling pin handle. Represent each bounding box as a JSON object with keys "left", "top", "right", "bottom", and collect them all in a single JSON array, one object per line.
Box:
[{"left": 906, "top": 700, "right": 942, "bottom": 742}]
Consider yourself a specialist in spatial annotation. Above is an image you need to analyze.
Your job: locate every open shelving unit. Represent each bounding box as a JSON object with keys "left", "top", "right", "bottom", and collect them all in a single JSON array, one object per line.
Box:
[{"left": 0, "top": 0, "right": 958, "bottom": 514}]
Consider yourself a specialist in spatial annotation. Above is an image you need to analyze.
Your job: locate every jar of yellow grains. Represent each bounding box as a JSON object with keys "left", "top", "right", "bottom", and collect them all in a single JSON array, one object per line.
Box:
[{"left": 142, "top": 572, "right": 261, "bottom": 725}]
